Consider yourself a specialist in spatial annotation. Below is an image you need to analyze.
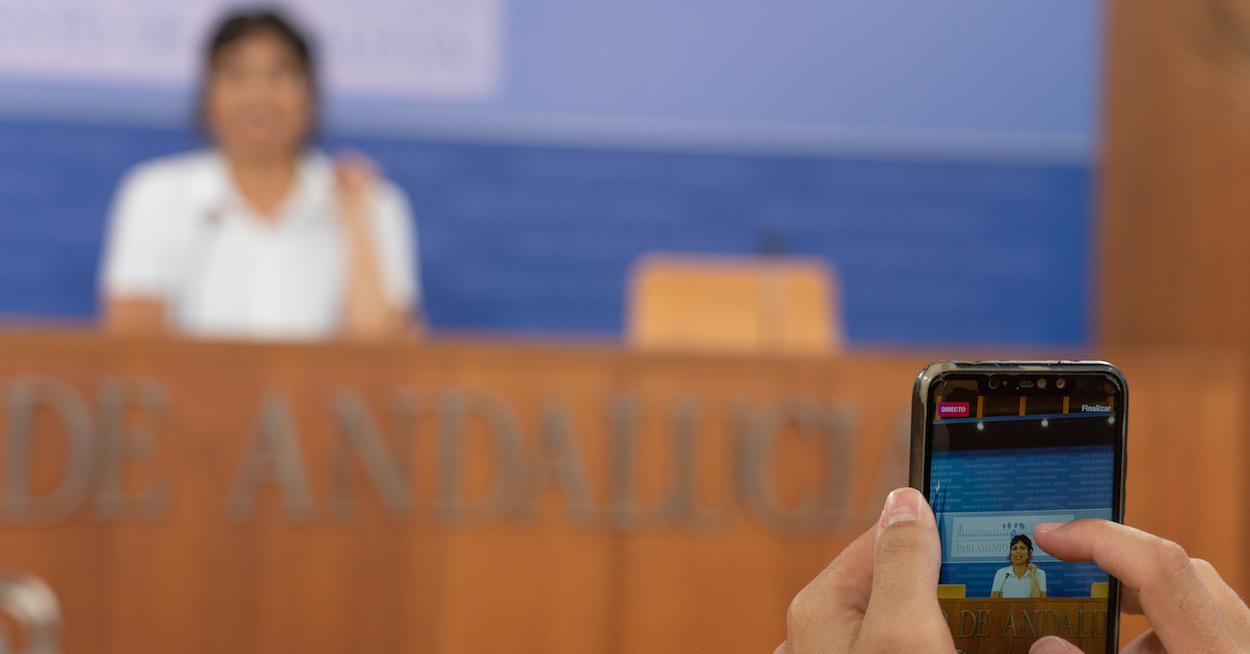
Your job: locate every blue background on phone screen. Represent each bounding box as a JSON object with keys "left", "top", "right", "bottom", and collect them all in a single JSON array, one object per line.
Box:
[{"left": 930, "top": 445, "right": 1113, "bottom": 598}]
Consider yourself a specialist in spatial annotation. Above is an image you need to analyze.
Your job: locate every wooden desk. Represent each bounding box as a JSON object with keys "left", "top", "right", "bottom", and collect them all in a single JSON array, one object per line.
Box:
[
  {"left": 0, "top": 332, "right": 1242, "bottom": 653},
  {"left": 942, "top": 598, "right": 1108, "bottom": 654}
]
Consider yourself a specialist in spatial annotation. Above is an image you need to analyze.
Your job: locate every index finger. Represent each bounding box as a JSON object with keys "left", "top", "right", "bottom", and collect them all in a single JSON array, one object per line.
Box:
[{"left": 1034, "top": 520, "right": 1237, "bottom": 653}]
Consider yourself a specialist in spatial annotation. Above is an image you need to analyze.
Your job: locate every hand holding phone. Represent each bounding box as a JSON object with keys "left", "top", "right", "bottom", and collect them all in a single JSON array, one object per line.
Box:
[
  {"left": 911, "top": 361, "right": 1127, "bottom": 653},
  {"left": 777, "top": 361, "right": 1250, "bottom": 653},
  {"left": 775, "top": 494, "right": 1250, "bottom": 654},
  {"left": 776, "top": 487, "right": 955, "bottom": 654}
]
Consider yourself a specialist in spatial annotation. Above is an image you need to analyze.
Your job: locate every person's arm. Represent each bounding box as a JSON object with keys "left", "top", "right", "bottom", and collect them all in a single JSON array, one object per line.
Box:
[
  {"left": 1028, "top": 520, "right": 1250, "bottom": 654},
  {"left": 335, "top": 156, "right": 417, "bottom": 340},
  {"left": 1028, "top": 564, "right": 1044, "bottom": 598},
  {"left": 99, "top": 165, "right": 176, "bottom": 335}
]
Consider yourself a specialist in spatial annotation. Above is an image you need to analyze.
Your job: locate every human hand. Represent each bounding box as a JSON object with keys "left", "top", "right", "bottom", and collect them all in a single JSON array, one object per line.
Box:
[
  {"left": 334, "top": 153, "right": 378, "bottom": 224},
  {"left": 1028, "top": 520, "right": 1250, "bottom": 654},
  {"left": 775, "top": 487, "right": 955, "bottom": 653}
]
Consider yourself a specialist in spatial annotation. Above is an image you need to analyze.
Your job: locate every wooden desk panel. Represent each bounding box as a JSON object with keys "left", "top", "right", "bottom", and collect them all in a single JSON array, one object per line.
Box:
[
  {"left": 0, "top": 332, "right": 1241, "bottom": 653},
  {"left": 942, "top": 598, "right": 1109, "bottom": 654},
  {"left": 1101, "top": 0, "right": 1250, "bottom": 347}
]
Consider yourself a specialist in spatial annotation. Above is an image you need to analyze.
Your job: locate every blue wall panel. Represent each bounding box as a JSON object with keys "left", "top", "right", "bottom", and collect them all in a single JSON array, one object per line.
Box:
[{"left": 0, "top": 118, "right": 1090, "bottom": 346}]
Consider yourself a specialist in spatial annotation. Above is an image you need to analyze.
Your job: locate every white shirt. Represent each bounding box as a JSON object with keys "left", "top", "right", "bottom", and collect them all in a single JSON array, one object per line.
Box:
[
  {"left": 991, "top": 565, "right": 1047, "bottom": 598},
  {"left": 100, "top": 150, "right": 418, "bottom": 340}
]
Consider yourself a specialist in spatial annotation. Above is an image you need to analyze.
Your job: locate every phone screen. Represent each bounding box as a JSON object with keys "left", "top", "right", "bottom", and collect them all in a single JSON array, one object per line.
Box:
[{"left": 921, "top": 370, "right": 1125, "bottom": 654}]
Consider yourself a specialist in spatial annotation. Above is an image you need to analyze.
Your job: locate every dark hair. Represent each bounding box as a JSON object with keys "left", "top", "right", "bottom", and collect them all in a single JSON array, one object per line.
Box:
[
  {"left": 197, "top": 9, "right": 318, "bottom": 129},
  {"left": 1009, "top": 535, "right": 1034, "bottom": 563}
]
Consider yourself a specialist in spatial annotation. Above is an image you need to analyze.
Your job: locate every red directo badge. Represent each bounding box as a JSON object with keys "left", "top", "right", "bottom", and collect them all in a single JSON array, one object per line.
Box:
[{"left": 937, "top": 402, "right": 970, "bottom": 418}]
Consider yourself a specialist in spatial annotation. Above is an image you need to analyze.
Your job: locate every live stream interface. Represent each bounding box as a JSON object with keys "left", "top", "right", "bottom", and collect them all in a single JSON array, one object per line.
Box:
[{"left": 927, "top": 377, "right": 1121, "bottom": 654}]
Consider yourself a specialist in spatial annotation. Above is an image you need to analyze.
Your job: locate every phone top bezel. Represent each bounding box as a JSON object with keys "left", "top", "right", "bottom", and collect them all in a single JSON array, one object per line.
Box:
[{"left": 910, "top": 360, "right": 1128, "bottom": 494}]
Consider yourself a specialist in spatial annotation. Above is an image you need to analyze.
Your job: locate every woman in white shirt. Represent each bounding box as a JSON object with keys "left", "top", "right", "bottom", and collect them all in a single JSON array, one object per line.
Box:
[
  {"left": 991, "top": 534, "right": 1047, "bottom": 598},
  {"left": 100, "top": 10, "right": 419, "bottom": 340}
]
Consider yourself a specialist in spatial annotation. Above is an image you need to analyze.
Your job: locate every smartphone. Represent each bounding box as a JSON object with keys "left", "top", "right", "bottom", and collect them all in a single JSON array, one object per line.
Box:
[{"left": 910, "top": 361, "right": 1127, "bottom": 654}]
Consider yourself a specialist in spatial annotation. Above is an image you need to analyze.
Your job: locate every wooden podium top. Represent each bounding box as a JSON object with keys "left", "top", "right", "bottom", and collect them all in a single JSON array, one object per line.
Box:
[{"left": 0, "top": 331, "right": 1241, "bottom": 653}]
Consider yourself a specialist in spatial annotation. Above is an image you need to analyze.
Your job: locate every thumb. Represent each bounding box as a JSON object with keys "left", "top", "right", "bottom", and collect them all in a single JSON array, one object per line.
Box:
[
  {"left": 861, "top": 487, "right": 942, "bottom": 624},
  {"left": 1030, "top": 636, "right": 1084, "bottom": 654}
]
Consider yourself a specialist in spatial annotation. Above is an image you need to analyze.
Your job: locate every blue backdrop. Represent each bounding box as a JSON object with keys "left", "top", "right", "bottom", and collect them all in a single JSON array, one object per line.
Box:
[
  {"left": 0, "top": 1, "right": 1102, "bottom": 345},
  {"left": 0, "top": 119, "right": 1091, "bottom": 345},
  {"left": 931, "top": 446, "right": 1113, "bottom": 598}
]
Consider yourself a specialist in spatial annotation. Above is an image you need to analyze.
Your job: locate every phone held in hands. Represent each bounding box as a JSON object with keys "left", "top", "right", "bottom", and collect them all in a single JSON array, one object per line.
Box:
[{"left": 909, "top": 361, "right": 1127, "bottom": 654}]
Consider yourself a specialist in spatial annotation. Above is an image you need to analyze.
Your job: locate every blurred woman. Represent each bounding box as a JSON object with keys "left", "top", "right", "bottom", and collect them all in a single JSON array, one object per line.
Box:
[
  {"left": 991, "top": 534, "right": 1047, "bottom": 598},
  {"left": 100, "top": 10, "right": 419, "bottom": 340}
]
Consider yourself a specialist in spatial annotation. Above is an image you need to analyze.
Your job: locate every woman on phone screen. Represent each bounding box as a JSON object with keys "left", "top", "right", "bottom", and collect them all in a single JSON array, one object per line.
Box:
[{"left": 991, "top": 534, "right": 1047, "bottom": 598}]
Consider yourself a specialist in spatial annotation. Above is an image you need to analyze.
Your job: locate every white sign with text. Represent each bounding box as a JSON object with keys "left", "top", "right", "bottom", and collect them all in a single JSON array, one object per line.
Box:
[
  {"left": 945, "top": 513, "right": 1074, "bottom": 563},
  {"left": 0, "top": 0, "right": 502, "bottom": 99}
]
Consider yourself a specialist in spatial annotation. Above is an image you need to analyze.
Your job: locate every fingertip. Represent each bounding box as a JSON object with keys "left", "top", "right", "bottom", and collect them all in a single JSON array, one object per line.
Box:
[
  {"left": 867, "top": 489, "right": 941, "bottom": 606},
  {"left": 879, "top": 488, "right": 923, "bottom": 528},
  {"left": 1030, "top": 635, "right": 1083, "bottom": 654},
  {"left": 1033, "top": 522, "right": 1064, "bottom": 546},
  {"left": 1033, "top": 519, "right": 1119, "bottom": 558}
]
